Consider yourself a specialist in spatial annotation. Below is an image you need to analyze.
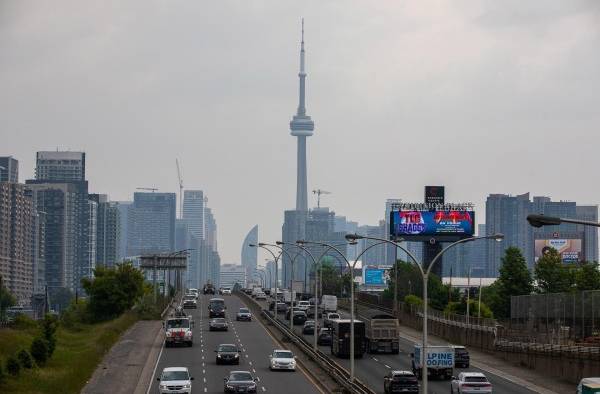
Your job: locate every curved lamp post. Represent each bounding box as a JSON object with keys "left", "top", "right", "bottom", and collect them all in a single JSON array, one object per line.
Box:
[
  {"left": 250, "top": 244, "right": 284, "bottom": 324},
  {"left": 345, "top": 233, "right": 504, "bottom": 393}
]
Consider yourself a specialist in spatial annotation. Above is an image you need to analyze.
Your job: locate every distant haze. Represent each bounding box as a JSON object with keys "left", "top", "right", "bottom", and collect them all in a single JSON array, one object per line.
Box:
[{"left": 1, "top": 1, "right": 599, "bottom": 264}]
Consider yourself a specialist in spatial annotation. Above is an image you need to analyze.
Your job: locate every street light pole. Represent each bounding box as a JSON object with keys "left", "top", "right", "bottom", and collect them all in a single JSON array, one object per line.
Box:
[
  {"left": 249, "top": 244, "right": 283, "bottom": 324},
  {"left": 527, "top": 214, "right": 600, "bottom": 228},
  {"left": 345, "top": 233, "right": 503, "bottom": 393}
]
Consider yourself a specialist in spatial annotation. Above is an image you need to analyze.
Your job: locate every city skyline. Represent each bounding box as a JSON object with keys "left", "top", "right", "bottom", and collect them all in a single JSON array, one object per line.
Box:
[{"left": 2, "top": 1, "right": 600, "bottom": 264}]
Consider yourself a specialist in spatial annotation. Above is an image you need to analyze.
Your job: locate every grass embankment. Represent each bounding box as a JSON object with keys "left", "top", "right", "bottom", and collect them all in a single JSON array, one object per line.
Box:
[{"left": 0, "top": 312, "right": 138, "bottom": 394}]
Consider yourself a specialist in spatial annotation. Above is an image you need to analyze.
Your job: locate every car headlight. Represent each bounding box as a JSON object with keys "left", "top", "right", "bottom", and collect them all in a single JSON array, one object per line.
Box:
[
  {"left": 159, "top": 384, "right": 167, "bottom": 389},
  {"left": 226, "top": 384, "right": 235, "bottom": 389},
  {"left": 234, "top": 353, "right": 239, "bottom": 358},
  {"left": 184, "top": 383, "right": 191, "bottom": 388},
  {"left": 217, "top": 354, "right": 222, "bottom": 358}
]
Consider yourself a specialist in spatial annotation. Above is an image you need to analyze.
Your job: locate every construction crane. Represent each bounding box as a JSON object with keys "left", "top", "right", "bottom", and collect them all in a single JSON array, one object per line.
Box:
[
  {"left": 312, "top": 189, "right": 331, "bottom": 208},
  {"left": 176, "top": 159, "right": 184, "bottom": 220},
  {"left": 136, "top": 187, "right": 158, "bottom": 192}
]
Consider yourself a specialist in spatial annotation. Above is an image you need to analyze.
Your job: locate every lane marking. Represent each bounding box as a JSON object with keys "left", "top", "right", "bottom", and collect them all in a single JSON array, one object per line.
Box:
[
  {"left": 261, "top": 387, "right": 266, "bottom": 392},
  {"left": 146, "top": 337, "right": 165, "bottom": 394},
  {"left": 203, "top": 369, "right": 205, "bottom": 374},
  {"left": 252, "top": 368, "right": 256, "bottom": 373},
  {"left": 373, "top": 357, "right": 378, "bottom": 362},
  {"left": 385, "top": 364, "right": 391, "bottom": 369},
  {"left": 203, "top": 377, "right": 206, "bottom": 383}
]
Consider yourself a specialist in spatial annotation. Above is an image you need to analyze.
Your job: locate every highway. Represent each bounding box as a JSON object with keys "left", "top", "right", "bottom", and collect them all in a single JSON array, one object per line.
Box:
[
  {"left": 254, "top": 297, "right": 537, "bottom": 394},
  {"left": 147, "top": 293, "right": 322, "bottom": 394}
]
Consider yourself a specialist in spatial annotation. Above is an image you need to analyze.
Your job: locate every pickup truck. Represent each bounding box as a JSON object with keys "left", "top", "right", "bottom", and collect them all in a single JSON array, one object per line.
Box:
[
  {"left": 411, "top": 345, "right": 454, "bottom": 380},
  {"left": 164, "top": 317, "right": 193, "bottom": 347}
]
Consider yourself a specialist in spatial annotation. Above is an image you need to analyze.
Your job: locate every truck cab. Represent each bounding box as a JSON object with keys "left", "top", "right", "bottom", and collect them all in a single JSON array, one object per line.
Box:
[{"left": 164, "top": 317, "right": 193, "bottom": 347}]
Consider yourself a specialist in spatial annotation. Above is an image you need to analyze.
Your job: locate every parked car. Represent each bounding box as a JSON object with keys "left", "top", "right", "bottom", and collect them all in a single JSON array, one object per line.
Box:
[
  {"left": 209, "top": 318, "right": 229, "bottom": 332},
  {"left": 383, "top": 370, "right": 419, "bottom": 394},
  {"left": 223, "top": 370, "right": 258, "bottom": 393},
  {"left": 451, "top": 372, "right": 493, "bottom": 394},
  {"left": 236, "top": 307, "right": 252, "bottom": 321},
  {"left": 317, "top": 328, "right": 332, "bottom": 346},
  {"left": 269, "top": 349, "right": 296, "bottom": 371},
  {"left": 302, "top": 320, "right": 317, "bottom": 335},
  {"left": 453, "top": 345, "right": 470, "bottom": 368},
  {"left": 323, "top": 312, "right": 340, "bottom": 328},
  {"left": 292, "top": 311, "right": 307, "bottom": 325},
  {"left": 215, "top": 343, "right": 241, "bottom": 365},
  {"left": 157, "top": 367, "right": 193, "bottom": 394}
]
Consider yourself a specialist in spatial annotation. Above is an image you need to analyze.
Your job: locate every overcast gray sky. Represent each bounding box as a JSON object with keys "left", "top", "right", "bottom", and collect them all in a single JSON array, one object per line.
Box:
[{"left": 2, "top": 1, "right": 600, "bottom": 265}]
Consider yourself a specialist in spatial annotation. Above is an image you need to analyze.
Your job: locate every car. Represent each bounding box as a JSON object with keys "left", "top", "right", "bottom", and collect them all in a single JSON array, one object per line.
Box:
[
  {"left": 317, "top": 328, "right": 332, "bottom": 346},
  {"left": 276, "top": 302, "right": 287, "bottom": 313},
  {"left": 164, "top": 318, "right": 193, "bottom": 347},
  {"left": 222, "top": 288, "right": 232, "bottom": 295},
  {"left": 292, "top": 311, "right": 307, "bottom": 325},
  {"left": 296, "top": 300, "right": 310, "bottom": 311},
  {"left": 223, "top": 370, "right": 258, "bottom": 393},
  {"left": 302, "top": 320, "right": 318, "bottom": 335},
  {"left": 323, "top": 312, "right": 340, "bottom": 328},
  {"left": 263, "top": 289, "right": 271, "bottom": 296},
  {"left": 157, "top": 367, "right": 193, "bottom": 394},
  {"left": 269, "top": 349, "right": 296, "bottom": 371},
  {"left": 209, "top": 318, "right": 229, "bottom": 331},
  {"left": 451, "top": 372, "right": 493, "bottom": 394},
  {"left": 173, "top": 306, "right": 187, "bottom": 318},
  {"left": 383, "top": 370, "right": 419, "bottom": 394},
  {"left": 236, "top": 307, "right": 252, "bottom": 321},
  {"left": 255, "top": 292, "right": 267, "bottom": 301},
  {"left": 215, "top": 343, "right": 241, "bottom": 365},
  {"left": 454, "top": 345, "right": 470, "bottom": 368},
  {"left": 306, "top": 307, "right": 322, "bottom": 319},
  {"left": 182, "top": 296, "right": 197, "bottom": 309}
]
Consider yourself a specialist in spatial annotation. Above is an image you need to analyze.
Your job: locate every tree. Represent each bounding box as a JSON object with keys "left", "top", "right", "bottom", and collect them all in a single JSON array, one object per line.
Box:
[
  {"left": 6, "top": 356, "right": 20, "bottom": 376},
  {"left": 42, "top": 314, "right": 58, "bottom": 357},
  {"left": 486, "top": 247, "right": 533, "bottom": 319},
  {"left": 575, "top": 262, "right": 600, "bottom": 291},
  {"left": 0, "top": 276, "right": 16, "bottom": 318},
  {"left": 535, "top": 248, "right": 574, "bottom": 293},
  {"left": 386, "top": 261, "right": 453, "bottom": 310},
  {"left": 81, "top": 262, "right": 145, "bottom": 321},
  {"left": 17, "top": 349, "right": 34, "bottom": 369},
  {"left": 30, "top": 337, "right": 49, "bottom": 366}
]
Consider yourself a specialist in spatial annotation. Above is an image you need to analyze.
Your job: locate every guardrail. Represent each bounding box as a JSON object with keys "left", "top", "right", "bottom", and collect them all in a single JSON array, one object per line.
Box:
[{"left": 237, "top": 291, "right": 375, "bottom": 394}]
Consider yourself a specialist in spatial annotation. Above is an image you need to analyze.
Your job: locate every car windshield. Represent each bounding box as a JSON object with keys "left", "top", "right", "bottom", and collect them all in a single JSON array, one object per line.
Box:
[
  {"left": 465, "top": 376, "right": 488, "bottom": 382},
  {"left": 293, "top": 311, "right": 305, "bottom": 316},
  {"left": 229, "top": 372, "right": 253, "bottom": 381},
  {"left": 273, "top": 351, "right": 293, "bottom": 359},
  {"left": 166, "top": 319, "right": 189, "bottom": 328},
  {"left": 213, "top": 318, "right": 226, "bottom": 323},
  {"left": 329, "top": 314, "right": 339, "bottom": 319},
  {"left": 218, "top": 345, "right": 238, "bottom": 352},
  {"left": 162, "top": 370, "right": 189, "bottom": 381},
  {"left": 239, "top": 308, "right": 249, "bottom": 313},
  {"left": 393, "top": 375, "right": 416, "bottom": 382}
]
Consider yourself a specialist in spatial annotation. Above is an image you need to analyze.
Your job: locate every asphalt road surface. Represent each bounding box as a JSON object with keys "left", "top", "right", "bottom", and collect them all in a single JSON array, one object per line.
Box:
[
  {"left": 257, "top": 297, "right": 538, "bottom": 394},
  {"left": 147, "top": 294, "right": 322, "bottom": 394}
]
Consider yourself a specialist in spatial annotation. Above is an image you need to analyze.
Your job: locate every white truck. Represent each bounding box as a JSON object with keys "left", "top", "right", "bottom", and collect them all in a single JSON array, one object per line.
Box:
[
  {"left": 164, "top": 317, "right": 194, "bottom": 347},
  {"left": 251, "top": 287, "right": 263, "bottom": 297},
  {"left": 321, "top": 295, "right": 338, "bottom": 312},
  {"left": 283, "top": 290, "right": 297, "bottom": 304},
  {"left": 411, "top": 345, "right": 454, "bottom": 380}
]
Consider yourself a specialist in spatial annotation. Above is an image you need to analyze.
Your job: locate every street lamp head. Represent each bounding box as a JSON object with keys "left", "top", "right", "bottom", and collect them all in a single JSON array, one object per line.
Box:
[
  {"left": 296, "top": 240, "right": 306, "bottom": 245},
  {"left": 258, "top": 242, "right": 267, "bottom": 247},
  {"left": 527, "top": 214, "right": 561, "bottom": 228},
  {"left": 345, "top": 233, "right": 363, "bottom": 241},
  {"left": 492, "top": 233, "right": 504, "bottom": 242},
  {"left": 275, "top": 241, "right": 284, "bottom": 246},
  {"left": 348, "top": 240, "right": 358, "bottom": 246},
  {"left": 249, "top": 243, "right": 257, "bottom": 247}
]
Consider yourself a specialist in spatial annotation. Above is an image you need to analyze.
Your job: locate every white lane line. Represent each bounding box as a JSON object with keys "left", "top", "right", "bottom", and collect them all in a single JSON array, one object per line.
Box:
[
  {"left": 261, "top": 387, "right": 266, "bottom": 392},
  {"left": 204, "top": 388, "right": 207, "bottom": 393},
  {"left": 372, "top": 357, "right": 378, "bottom": 362},
  {"left": 384, "top": 364, "right": 391, "bottom": 369},
  {"left": 203, "top": 377, "right": 206, "bottom": 383},
  {"left": 202, "top": 356, "right": 204, "bottom": 360},
  {"left": 256, "top": 377, "right": 260, "bottom": 382},
  {"left": 145, "top": 341, "right": 165, "bottom": 394},
  {"left": 203, "top": 369, "right": 205, "bottom": 374},
  {"left": 245, "top": 354, "right": 249, "bottom": 358},
  {"left": 202, "top": 362, "right": 205, "bottom": 367},
  {"left": 249, "top": 361, "right": 253, "bottom": 366}
]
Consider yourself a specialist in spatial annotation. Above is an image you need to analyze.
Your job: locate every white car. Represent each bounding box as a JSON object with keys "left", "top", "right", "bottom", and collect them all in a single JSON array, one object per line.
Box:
[
  {"left": 222, "top": 288, "right": 232, "bottom": 295},
  {"left": 255, "top": 292, "right": 267, "bottom": 300},
  {"left": 269, "top": 349, "right": 296, "bottom": 371},
  {"left": 157, "top": 366, "right": 193, "bottom": 394},
  {"left": 451, "top": 372, "right": 492, "bottom": 394},
  {"left": 296, "top": 300, "right": 310, "bottom": 311}
]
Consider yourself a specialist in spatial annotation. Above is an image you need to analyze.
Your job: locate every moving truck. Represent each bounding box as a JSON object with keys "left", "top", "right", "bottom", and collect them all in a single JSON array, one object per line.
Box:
[
  {"left": 362, "top": 311, "right": 400, "bottom": 354},
  {"left": 331, "top": 319, "right": 366, "bottom": 358},
  {"left": 321, "top": 295, "right": 338, "bottom": 312},
  {"left": 411, "top": 345, "right": 454, "bottom": 380}
]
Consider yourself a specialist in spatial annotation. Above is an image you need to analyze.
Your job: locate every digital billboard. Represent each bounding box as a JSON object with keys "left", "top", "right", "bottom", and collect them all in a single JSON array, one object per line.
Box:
[
  {"left": 535, "top": 239, "right": 583, "bottom": 264},
  {"left": 390, "top": 210, "right": 475, "bottom": 238},
  {"left": 364, "top": 268, "right": 385, "bottom": 286}
]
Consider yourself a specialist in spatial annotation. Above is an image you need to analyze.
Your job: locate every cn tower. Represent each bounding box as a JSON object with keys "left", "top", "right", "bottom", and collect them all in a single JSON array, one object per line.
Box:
[{"left": 289, "top": 19, "right": 314, "bottom": 212}]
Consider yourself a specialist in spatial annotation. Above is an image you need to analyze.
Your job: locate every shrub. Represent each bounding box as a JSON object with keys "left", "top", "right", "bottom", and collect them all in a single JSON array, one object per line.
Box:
[
  {"left": 0, "top": 362, "right": 5, "bottom": 384},
  {"left": 17, "top": 349, "right": 35, "bottom": 369},
  {"left": 6, "top": 355, "right": 20, "bottom": 376},
  {"left": 13, "top": 313, "right": 37, "bottom": 329},
  {"left": 30, "top": 337, "right": 49, "bottom": 366},
  {"left": 404, "top": 294, "right": 423, "bottom": 307},
  {"left": 42, "top": 314, "right": 58, "bottom": 357}
]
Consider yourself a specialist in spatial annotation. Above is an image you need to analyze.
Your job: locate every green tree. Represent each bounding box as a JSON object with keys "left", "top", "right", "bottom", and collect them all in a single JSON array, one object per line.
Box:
[
  {"left": 535, "top": 248, "right": 574, "bottom": 293},
  {"left": 386, "top": 261, "right": 453, "bottom": 310},
  {"left": 575, "top": 262, "right": 600, "bottom": 291},
  {"left": 81, "top": 262, "right": 145, "bottom": 321},
  {"left": 6, "top": 356, "right": 20, "bottom": 376},
  {"left": 42, "top": 314, "right": 58, "bottom": 357},
  {"left": 17, "top": 349, "right": 34, "bottom": 369},
  {"left": 0, "top": 275, "right": 17, "bottom": 319},
  {"left": 486, "top": 247, "right": 533, "bottom": 319},
  {"left": 30, "top": 337, "right": 49, "bottom": 366}
]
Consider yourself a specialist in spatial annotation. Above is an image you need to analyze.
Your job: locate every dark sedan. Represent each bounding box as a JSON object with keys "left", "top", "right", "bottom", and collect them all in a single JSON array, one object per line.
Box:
[
  {"left": 317, "top": 328, "right": 332, "bottom": 346},
  {"left": 215, "top": 343, "right": 240, "bottom": 365},
  {"left": 223, "top": 371, "right": 258, "bottom": 393},
  {"left": 383, "top": 370, "right": 419, "bottom": 394},
  {"left": 292, "top": 311, "right": 307, "bottom": 325},
  {"left": 209, "top": 318, "right": 229, "bottom": 331}
]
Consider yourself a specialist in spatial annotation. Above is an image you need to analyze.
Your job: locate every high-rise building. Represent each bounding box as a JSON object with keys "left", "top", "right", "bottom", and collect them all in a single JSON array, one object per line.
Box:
[
  {"left": 576, "top": 205, "right": 599, "bottom": 263},
  {"left": 0, "top": 157, "right": 19, "bottom": 183},
  {"left": 266, "top": 260, "right": 276, "bottom": 288},
  {"left": 0, "top": 183, "right": 37, "bottom": 303},
  {"left": 126, "top": 192, "right": 176, "bottom": 256},
  {"left": 204, "top": 207, "right": 217, "bottom": 251},
  {"left": 220, "top": 264, "right": 246, "bottom": 289},
  {"left": 35, "top": 151, "right": 85, "bottom": 181},
  {"left": 90, "top": 194, "right": 120, "bottom": 267},
  {"left": 26, "top": 183, "right": 78, "bottom": 293},
  {"left": 115, "top": 201, "right": 132, "bottom": 261},
  {"left": 241, "top": 225, "right": 258, "bottom": 278},
  {"left": 183, "top": 190, "right": 204, "bottom": 239}
]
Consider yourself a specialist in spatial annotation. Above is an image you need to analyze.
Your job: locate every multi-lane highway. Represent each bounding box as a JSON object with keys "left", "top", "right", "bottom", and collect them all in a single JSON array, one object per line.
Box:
[
  {"left": 147, "top": 294, "right": 322, "bottom": 394},
  {"left": 253, "top": 296, "right": 538, "bottom": 394}
]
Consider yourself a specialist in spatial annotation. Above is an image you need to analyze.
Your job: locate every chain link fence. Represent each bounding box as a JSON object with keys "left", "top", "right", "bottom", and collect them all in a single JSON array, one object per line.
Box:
[{"left": 510, "top": 290, "right": 600, "bottom": 344}]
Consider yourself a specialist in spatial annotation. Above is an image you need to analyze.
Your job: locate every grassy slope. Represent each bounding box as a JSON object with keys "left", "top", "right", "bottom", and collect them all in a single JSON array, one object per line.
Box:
[{"left": 0, "top": 312, "right": 138, "bottom": 394}]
